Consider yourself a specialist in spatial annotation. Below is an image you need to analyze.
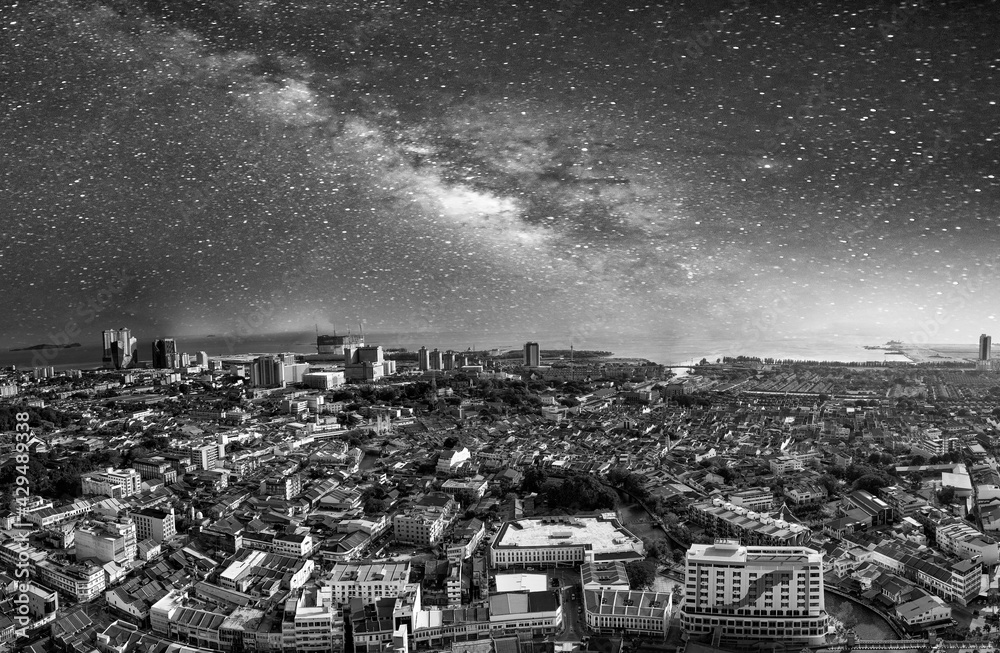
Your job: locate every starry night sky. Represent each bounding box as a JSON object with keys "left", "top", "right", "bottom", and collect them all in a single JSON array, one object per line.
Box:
[{"left": 2, "top": 0, "right": 998, "bottom": 350}]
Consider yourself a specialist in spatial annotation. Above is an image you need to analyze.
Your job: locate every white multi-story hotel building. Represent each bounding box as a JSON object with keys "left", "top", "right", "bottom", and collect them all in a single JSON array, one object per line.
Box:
[{"left": 681, "top": 540, "right": 828, "bottom": 647}]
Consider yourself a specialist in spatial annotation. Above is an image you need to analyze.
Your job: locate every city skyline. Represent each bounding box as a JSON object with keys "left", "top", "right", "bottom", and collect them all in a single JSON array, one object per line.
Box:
[{"left": 2, "top": 0, "right": 998, "bottom": 350}]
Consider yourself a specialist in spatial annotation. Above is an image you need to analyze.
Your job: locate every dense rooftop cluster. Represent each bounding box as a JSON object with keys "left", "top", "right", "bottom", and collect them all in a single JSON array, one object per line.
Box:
[{"left": 1, "top": 353, "right": 1000, "bottom": 650}]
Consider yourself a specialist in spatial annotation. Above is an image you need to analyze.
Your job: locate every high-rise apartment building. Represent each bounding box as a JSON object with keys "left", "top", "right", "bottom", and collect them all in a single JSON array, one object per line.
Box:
[
  {"left": 418, "top": 346, "right": 430, "bottom": 371},
  {"left": 523, "top": 342, "right": 540, "bottom": 368},
  {"left": 249, "top": 355, "right": 309, "bottom": 387},
  {"left": 681, "top": 540, "right": 828, "bottom": 647},
  {"left": 429, "top": 349, "right": 443, "bottom": 371},
  {"left": 151, "top": 338, "right": 179, "bottom": 369},
  {"left": 102, "top": 328, "right": 137, "bottom": 369},
  {"left": 981, "top": 334, "right": 992, "bottom": 361},
  {"left": 249, "top": 355, "right": 283, "bottom": 387}
]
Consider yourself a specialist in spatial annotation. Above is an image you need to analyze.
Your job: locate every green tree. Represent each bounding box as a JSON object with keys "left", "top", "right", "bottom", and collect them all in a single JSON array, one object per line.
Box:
[
  {"left": 545, "top": 475, "right": 617, "bottom": 511},
  {"left": 671, "top": 584, "right": 684, "bottom": 607},
  {"left": 819, "top": 474, "right": 840, "bottom": 496},
  {"left": 522, "top": 467, "right": 548, "bottom": 493},
  {"left": 607, "top": 467, "right": 630, "bottom": 487},
  {"left": 625, "top": 560, "right": 657, "bottom": 590},
  {"left": 851, "top": 472, "right": 892, "bottom": 494},
  {"left": 364, "top": 498, "right": 390, "bottom": 514},
  {"left": 644, "top": 539, "right": 667, "bottom": 561}
]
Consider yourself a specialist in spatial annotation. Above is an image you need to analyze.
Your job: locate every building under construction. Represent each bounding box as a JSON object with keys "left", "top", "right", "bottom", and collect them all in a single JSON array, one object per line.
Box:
[{"left": 309, "top": 327, "right": 365, "bottom": 362}]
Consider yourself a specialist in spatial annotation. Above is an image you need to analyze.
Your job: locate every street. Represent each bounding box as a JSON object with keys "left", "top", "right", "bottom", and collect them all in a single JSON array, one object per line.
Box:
[{"left": 550, "top": 566, "right": 588, "bottom": 642}]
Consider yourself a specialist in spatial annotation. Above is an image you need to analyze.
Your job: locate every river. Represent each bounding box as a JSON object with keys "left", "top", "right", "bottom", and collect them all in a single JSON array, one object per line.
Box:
[{"left": 825, "top": 592, "right": 897, "bottom": 640}]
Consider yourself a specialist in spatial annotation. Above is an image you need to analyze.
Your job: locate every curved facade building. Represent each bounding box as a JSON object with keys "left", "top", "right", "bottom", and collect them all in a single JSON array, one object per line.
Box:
[
  {"left": 102, "top": 328, "right": 137, "bottom": 369},
  {"left": 681, "top": 540, "right": 828, "bottom": 647}
]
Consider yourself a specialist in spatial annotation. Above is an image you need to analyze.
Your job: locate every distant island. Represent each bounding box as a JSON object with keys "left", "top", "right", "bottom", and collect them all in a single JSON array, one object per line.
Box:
[{"left": 10, "top": 342, "right": 82, "bottom": 351}]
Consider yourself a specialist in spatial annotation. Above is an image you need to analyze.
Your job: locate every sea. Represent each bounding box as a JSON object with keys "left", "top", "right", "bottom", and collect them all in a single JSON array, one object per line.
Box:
[{"left": 1, "top": 329, "right": 915, "bottom": 372}]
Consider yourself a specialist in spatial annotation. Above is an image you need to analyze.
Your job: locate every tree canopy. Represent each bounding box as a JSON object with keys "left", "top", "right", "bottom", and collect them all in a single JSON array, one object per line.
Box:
[
  {"left": 544, "top": 474, "right": 617, "bottom": 511},
  {"left": 625, "top": 560, "right": 657, "bottom": 590}
]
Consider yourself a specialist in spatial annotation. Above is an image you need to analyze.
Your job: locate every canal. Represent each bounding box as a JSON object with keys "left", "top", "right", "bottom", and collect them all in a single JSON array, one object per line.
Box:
[
  {"left": 618, "top": 503, "right": 675, "bottom": 548},
  {"left": 820, "top": 589, "right": 897, "bottom": 640}
]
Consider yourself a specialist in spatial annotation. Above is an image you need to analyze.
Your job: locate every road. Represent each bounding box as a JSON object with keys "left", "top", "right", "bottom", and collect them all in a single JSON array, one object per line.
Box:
[{"left": 550, "top": 567, "right": 588, "bottom": 642}]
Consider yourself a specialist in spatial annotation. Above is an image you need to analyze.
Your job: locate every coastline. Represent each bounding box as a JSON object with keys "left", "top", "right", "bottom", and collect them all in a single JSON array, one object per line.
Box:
[{"left": 1, "top": 330, "right": 990, "bottom": 371}]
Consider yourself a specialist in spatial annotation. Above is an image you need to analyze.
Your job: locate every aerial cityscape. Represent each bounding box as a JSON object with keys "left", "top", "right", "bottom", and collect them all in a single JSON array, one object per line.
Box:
[
  {"left": 0, "top": 329, "right": 999, "bottom": 653},
  {"left": 3, "top": 0, "right": 999, "bottom": 652}
]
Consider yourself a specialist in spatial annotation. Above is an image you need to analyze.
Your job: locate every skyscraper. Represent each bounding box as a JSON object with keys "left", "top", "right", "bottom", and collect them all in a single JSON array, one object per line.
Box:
[
  {"left": 151, "top": 338, "right": 179, "bottom": 369},
  {"left": 429, "top": 348, "right": 443, "bottom": 371},
  {"left": 249, "top": 355, "right": 277, "bottom": 387},
  {"left": 681, "top": 540, "right": 828, "bottom": 647},
  {"left": 102, "top": 328, "right": 137, "bottom": 370},
  {"left": 418, "top": 346, "right": 430, "bottom": 371},
  {"left": 523, "top": 342, "right": 540, "bottom": 367},
  {"left": 981, "top": 334, "right": 992, "bottom": 361},
  {"left": 249, "top": 355, "right": 309, "bottom": 387}
]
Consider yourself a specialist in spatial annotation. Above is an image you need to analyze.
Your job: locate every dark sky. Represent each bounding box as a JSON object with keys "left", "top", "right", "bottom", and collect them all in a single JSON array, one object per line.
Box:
[{"left": 2, "top": 0, "right": 998, "bottom": 347}]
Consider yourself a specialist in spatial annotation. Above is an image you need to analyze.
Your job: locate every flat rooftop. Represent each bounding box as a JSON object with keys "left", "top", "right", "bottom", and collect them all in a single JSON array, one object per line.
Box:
[
  {"left": 330, "top": 561, "right": 410, "bottom": 584},
  {"left": 494, "top": 515, "right": 641, "bottom": 555},
  {"left": 495, "top": 573, "right": 548, "bottom": 593},
  {"left": 687, "top": 542, "right": 822, "bottom": 565},
  {"left": 584, "top": 589, "right": 671, "bottom": 618}
]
